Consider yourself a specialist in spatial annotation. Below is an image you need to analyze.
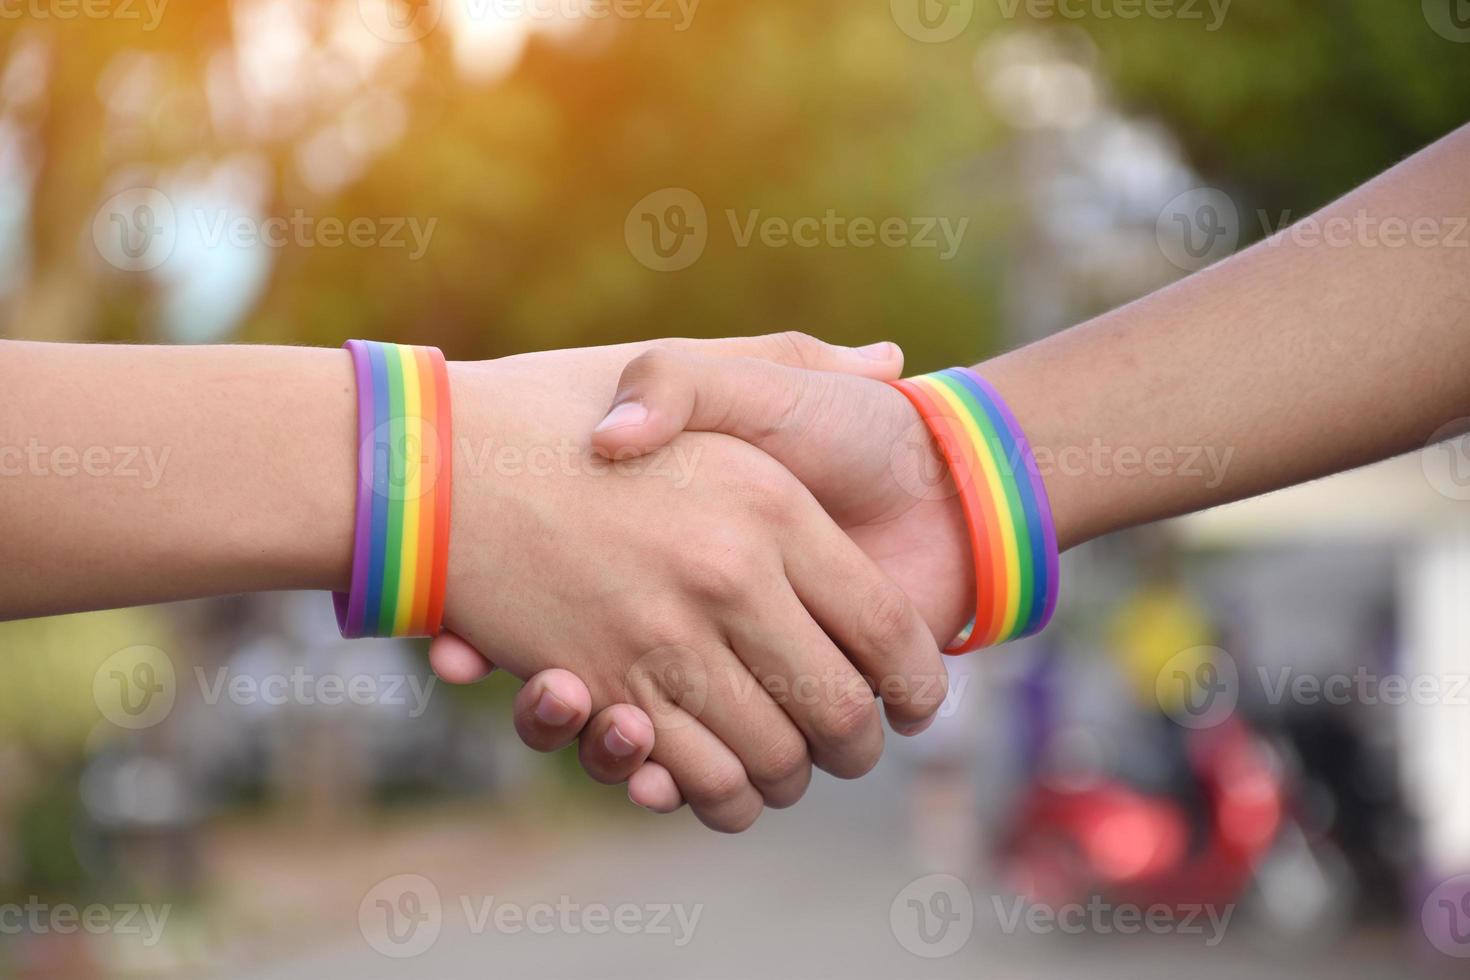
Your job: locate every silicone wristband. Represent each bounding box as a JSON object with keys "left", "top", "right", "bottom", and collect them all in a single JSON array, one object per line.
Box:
[
  {"left": 891, "top": 367, "right": 1058, "bottom": 653},
  {"left": 334, "top": 340, "right": 453, "bottom": 638}
]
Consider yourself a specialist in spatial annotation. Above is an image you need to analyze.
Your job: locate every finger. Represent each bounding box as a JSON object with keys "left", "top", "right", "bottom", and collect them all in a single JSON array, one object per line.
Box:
[
  {"left": 651, "top": 714, "right": 765, "bottom": 833},
  {"left": 624, "top": 645, "right": 789, "bottom": 825},
  {"left": 628, "top": 761, "right": 684, "bottom": 813},
  {"left": 428, "top": 631, "right": 497, "bottom": 684},
  {"left": 663, "top": 331, "right": 903, "bottom": 379},
  {"left": 630, "top": 676, "right": 764, "bottom": 832},
  {"left": 725, "top": 583, "right": 886, "bottom": 780},
  {"left": 679, "top": 647, "right": 813, "bottom": 809},
  {"left": 784, "top": 505, "right": 948, "bottom": 735},
  {"left": 577, "top": 703, "right": 656, "bottom": 784},
  {"left": 512, "top": 669, "right": 594, "bottom": 753},
  {"left": 591, "top": 350, "right": 818, "bottom": 459}
]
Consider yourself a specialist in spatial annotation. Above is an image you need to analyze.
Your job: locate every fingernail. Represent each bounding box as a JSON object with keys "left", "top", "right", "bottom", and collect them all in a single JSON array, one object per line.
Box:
[
  {"left": 534, "top": 691, "right": 577, "bottom": 727},
  {"left": 604, "top": 724, "right": 638, "bottom": 758},
  {"left": 593, "top": 400, "right": 648, "bottom": 433},
  {"left": 856, "top": 341, "right": 899, "bottom": 360}
]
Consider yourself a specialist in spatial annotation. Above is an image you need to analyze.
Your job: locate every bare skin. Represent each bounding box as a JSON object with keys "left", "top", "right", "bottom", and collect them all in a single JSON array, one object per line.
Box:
[
  {"left": 469, "top": 121, "right": 1470, "bottom": 811},
  {"left": 0, "top": 333, "right": 947, "bottom": 833}
]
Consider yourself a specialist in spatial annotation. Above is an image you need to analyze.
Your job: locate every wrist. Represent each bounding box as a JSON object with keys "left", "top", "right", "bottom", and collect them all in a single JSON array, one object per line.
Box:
[
  {"left": 253, "top": 347, "right": 358, "bottom": 594},
  {"left": 329, "top": 341, "right": 457, "bottom": 637},
  {"left": 974, "top": 353, "right": 1088, "bottom": 553}
]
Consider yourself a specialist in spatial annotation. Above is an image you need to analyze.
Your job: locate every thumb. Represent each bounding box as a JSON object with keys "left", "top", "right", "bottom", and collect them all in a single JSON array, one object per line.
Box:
[
  {"left": 427, "top": 630, "right": 496, "bottom": 684},
  {"left": 591, "top": 349, "right": 825, "bottom": 461},
  {"left": 661, "top": 331, "right": 904, "bottom": 381}
]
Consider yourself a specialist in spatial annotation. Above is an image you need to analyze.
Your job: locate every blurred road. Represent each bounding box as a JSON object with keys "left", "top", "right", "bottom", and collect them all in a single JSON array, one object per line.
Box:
[{"left": 223, "top": 754, "right": 1416, "bottom": 980}]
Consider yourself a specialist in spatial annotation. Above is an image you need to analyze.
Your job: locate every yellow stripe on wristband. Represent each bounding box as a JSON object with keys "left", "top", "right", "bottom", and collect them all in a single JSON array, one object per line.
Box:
[
  {"left": 394, "top": 343, "right": 423, "bottom": 636},
  {"left": 923, "top": 379, "right": 1024, "bottom": 643}
]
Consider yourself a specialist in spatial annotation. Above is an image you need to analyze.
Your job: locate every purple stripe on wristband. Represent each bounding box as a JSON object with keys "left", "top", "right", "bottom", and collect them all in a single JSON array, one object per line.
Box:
[
  {"left": 961, "top": 369, "right": 1060, "bottom": 632},
  {"left": 334, "top": 339, "right": 377, "bottom": 637}
]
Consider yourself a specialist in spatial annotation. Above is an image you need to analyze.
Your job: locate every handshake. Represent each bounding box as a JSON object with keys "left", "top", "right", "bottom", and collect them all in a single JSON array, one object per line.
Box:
[
  {"left": 409, "top": 332, "right": 1018, "bottom": 833},
  {"left": 8, "top": 128, "right": 1462, "bottom": 832},
  {"left": 9, "top": 125, "right": 1459, "bottom": 835}
]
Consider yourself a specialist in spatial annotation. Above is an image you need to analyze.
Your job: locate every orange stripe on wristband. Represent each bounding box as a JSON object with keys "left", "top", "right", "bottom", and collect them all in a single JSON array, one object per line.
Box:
[
  {"left": 892, "top": 378, "right": 1006, "bottom": 650},
  {"left": 334, "top": 340, "right": 453, "bottom": 639}
]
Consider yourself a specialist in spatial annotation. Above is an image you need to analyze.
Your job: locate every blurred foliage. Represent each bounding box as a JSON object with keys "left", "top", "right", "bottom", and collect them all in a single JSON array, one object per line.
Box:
[
  {"left": 1045, "top": 0, "right": 1470, "bottom": 224},
  {"left": 2, "top": 0, "right": 1467, "bottom": 373},
  {"left": 0, "top": 608, "right": 171, "bottom": 751}
]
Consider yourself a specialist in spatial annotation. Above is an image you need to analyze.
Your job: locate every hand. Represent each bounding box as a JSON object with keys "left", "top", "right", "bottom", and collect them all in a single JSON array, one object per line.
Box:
[
  {"left": 590, "top": 349, "right": 975, "bottom": 641},
  {"left": 433, "top": 336, "right": 948, "bottom": 831},
  {"left": 591, "top": 351, "right": 975, "bottom": 811},
  {"left": 445, "top": 346, "right": 974, "bottom": 813}
]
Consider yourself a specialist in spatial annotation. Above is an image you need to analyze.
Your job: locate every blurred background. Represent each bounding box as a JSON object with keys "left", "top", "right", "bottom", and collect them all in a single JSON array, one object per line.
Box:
[{"left": 2, "top": 0, "right": 1470, "bottom": 976}]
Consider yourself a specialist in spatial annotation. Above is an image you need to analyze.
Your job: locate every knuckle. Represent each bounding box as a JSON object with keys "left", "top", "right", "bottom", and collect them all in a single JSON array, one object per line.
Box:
[
  {"left": 857, "top": 580, "right": 919, "bottom": 653},
  {"left": 753, "top": 734, "right": 811, "bottom": 788},
  {"left": 765, "top": 330, "right": 821, "bottom": 368},
  {"left": 631, "top": 608, "right": 697, "bottom": 655},
  {"left": 621, "top": 347, "right": 678, "bottom": 388},
  {"left": 683, "top": 542, "right": 761, "bottom": 601},
  {"left": 688, "top": 762, "right": 750, "bottom": 809},
  {"left": 815, "top": 680, "right": 881, "bottom": 749},
  {"left": 743, "top": 474, "right": 801, "bottom": 525},
  {"left": 741, "top": 370, "right": 809, "bottom": 448},
  {"left": 622, "top": 637, "right": 707, "bottom": 718}
]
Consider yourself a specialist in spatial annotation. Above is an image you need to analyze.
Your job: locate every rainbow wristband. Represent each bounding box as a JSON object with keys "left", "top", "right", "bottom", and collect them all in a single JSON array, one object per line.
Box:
[
  {"left": 891, "top": 367, "right": 1058, "bottom": 653},
  {"left": 334, "top": 340, "right": 453, "bottom": 639}
]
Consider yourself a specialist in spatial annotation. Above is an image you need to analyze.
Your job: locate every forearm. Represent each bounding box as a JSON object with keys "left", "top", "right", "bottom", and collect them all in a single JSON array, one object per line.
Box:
[
  {"left": 0, "top": 342, "right": 356, "bottom": 618},
  {"left": 987, "top": 123, "right": 1470, "bottom": 551}
]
